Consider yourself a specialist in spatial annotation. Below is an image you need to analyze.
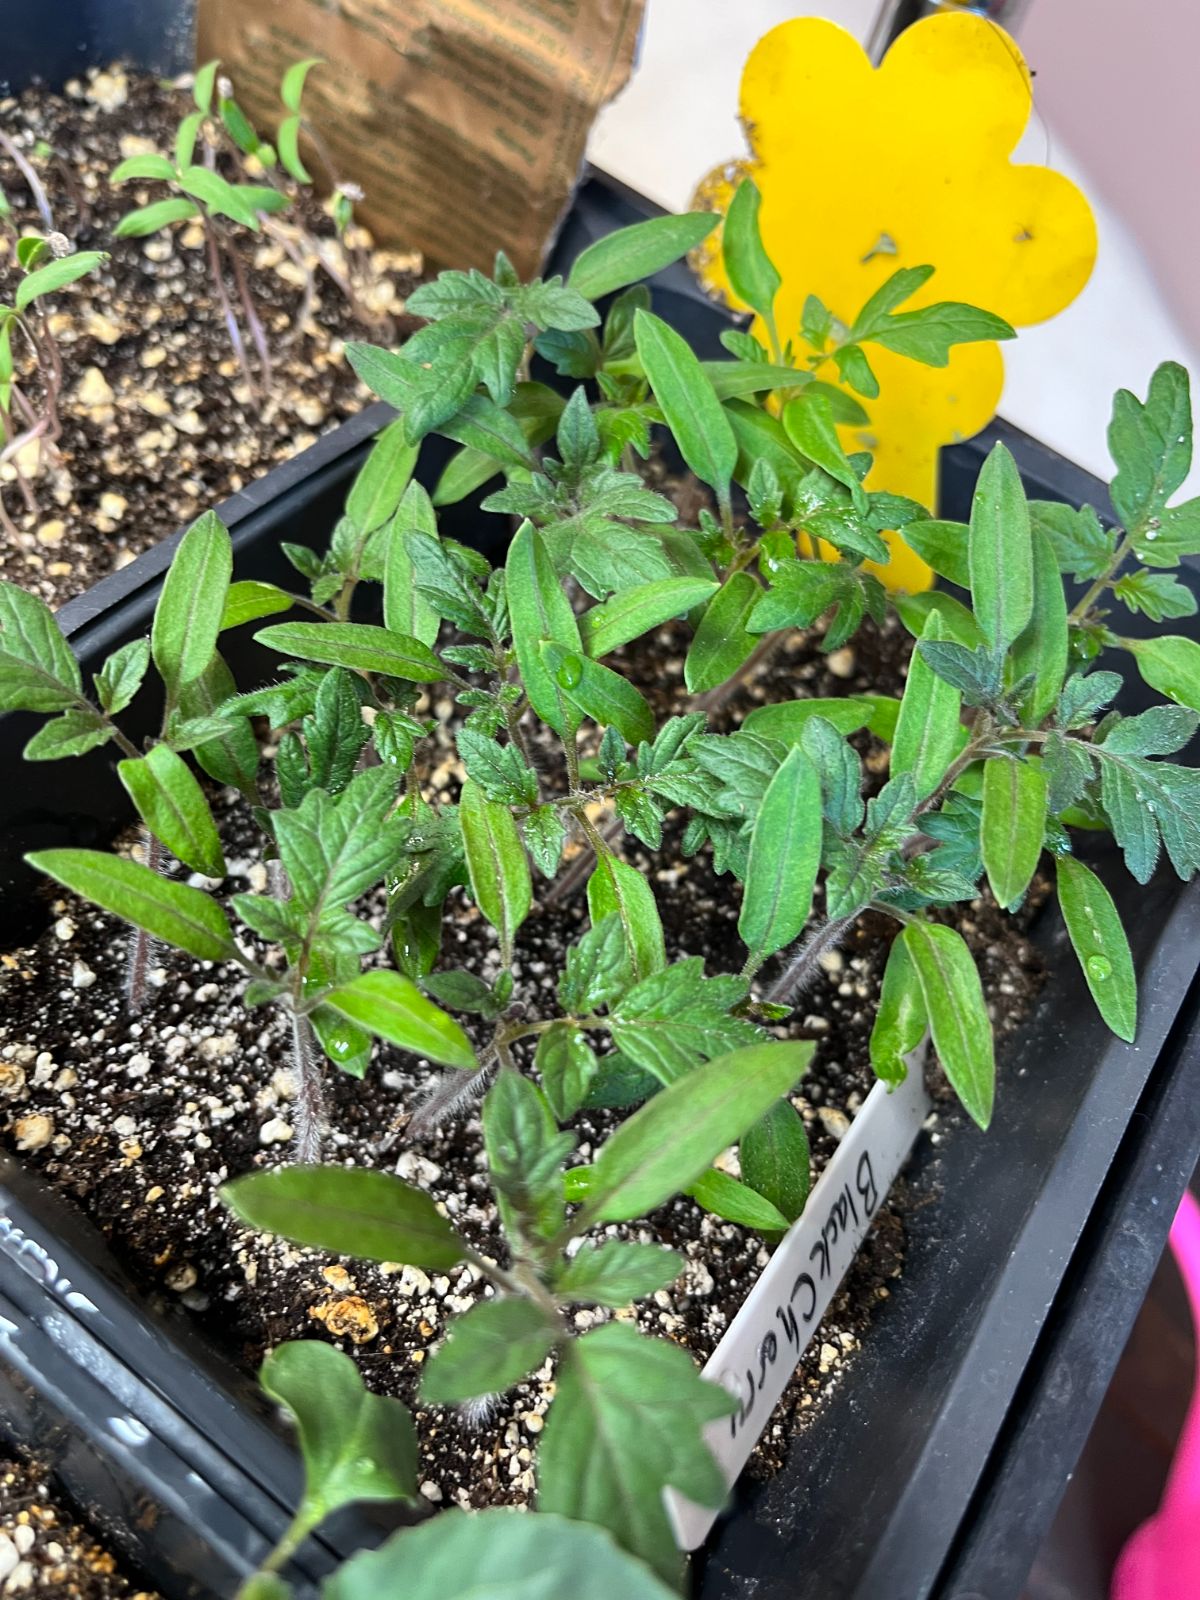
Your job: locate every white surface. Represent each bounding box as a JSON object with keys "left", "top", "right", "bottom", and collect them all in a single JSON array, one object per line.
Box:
[
  {"left": 588, "top": 2, "right": 1200, "bottom": 494},
  {"left": 664, "top": 1058, "right": 931, "bottom": 1551}
]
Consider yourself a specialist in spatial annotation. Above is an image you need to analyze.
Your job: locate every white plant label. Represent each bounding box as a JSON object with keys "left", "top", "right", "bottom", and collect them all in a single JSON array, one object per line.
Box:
[{"left": 665, "top": 1054, "right": 930, "bottom": 1551}]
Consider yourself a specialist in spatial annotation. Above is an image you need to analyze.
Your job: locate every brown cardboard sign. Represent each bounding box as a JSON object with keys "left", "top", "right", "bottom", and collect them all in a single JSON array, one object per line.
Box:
[{"left": 197, "top": 0, "right": 645, "bottom": 276}]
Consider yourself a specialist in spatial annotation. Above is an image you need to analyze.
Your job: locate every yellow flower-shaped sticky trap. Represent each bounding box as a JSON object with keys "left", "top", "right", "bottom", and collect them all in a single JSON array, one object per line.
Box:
[{"left": 691, "top": 12, "right": 1097, "bottom": 591}]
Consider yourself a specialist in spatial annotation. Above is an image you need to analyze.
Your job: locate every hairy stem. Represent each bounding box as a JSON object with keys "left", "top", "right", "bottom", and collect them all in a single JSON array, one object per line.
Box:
[
  {"left": 763, "top": 914, "right": 858, "bottom": 1005},
  {"left": 125, "top": 830, "right": 163, "bottom": 1012},
  {"left": 289, "top": 1009, "right": 327, "bottom": 1163}
]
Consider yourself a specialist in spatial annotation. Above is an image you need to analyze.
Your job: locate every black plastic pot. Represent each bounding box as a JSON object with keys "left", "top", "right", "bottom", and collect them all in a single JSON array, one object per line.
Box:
[
  {"left": 0, "top": 169, "right": 1197, "bottom": 1600},
  {"left": 0, "top": 0, "right": 193, "bottom": 96}
]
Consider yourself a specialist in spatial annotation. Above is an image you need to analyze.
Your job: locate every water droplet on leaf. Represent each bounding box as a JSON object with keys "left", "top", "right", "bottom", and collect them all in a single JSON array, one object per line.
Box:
[
  {"left": 556, "top": 652, "right": 584, "bottom": 689},
  {"left": 1086, "top": 954, "right": 1112, "bottom": 983}
]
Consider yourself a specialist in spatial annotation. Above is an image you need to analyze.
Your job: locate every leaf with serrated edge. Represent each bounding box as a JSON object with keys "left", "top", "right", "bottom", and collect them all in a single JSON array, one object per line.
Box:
[{"left": 421, "top": 1298, "right": 559, "bottom": 1404}]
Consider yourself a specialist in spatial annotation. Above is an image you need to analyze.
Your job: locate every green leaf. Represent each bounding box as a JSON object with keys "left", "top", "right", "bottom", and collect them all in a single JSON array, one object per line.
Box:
[
  {"left": 422, "top": 969, "right": 499, "bottom": 1017},
  {"left": 325, "top": 1509, "right": 682, "bottom": 1600},
  {"left": 899, "top": 519, "right": 970, "bottom": 588},
  {"left": 175, "top": 165, "right": 262, "bottom": 229},
  {"left": 553, "top": 1240, "right": 681, "bottom": 1307},
  {"left": 850, "top": 264, "right": 935, "bottom": 333},
  {"left": 558, "top": 913, "right": 630, "bottom": 1014},
  {"left": 722, "top": 179, "right": 780, "bottom": 334},
  {"left": 261, "top": 1340, "right": 416, "bottom": 1527},
  {"left": 1010, "top": 525, "right": 1069, "bottom": 726},
  {"left": 277, "top": 114, "right": 312, "bottom": 184},
  {"left": 0, "top": 579, "right": 82, "bottom": 711},
  {"left": 23, "top": 709, "right": 111, "bottom": 760},
  {"left": 701, "top": 360, "right": 821, "bottom": 403},
  {"left": 1128, "top": 634, "right": 1200, "bottom": 712},
  {"left": 536, "top": 1023, "right": 599, "bottom": 1122},
  {"left": 1030, "top": 500, "right": 1114, "bottom": 582},
  {"left": 901, "top": 921, "right": 994, "bottom": 1128},
  {"left": 151, "top": 511, "right": 232, "bottom": 698},
  {"left": 28, "top": 848, "right": 235, "bottom": 961},
  {"left": 254, "top": 622, "right": 443, "bottom": 681},
  {"left": 741, "top": 698, "right": 872, "bottom": 740},
  {"left": 113, "top": 198, "right": 200, "bottom": 237},
  {"left": 484, "top": 1070, "right": 574, "bottom": 1247},
  {"left": 587, "top": 855, "right": 665, "bottom": 982},
  {"left": 968, "top": 443, "right": 1032, "bottom": 654},
  {"left": 1109, "top": 362, "right": 1191, "bottom": 534},
  {"left": 280, "top": 56, "right": 322, "bottom": 112},
  {"left": 15, "top": 251, "right": 106, "bottom": 312},
  {"left": 193, "top": 57, "right": 220, "bottom": 111},
  {"left": 177, "top": 654, "right": 258, "bottom": 794},
  {"left": 109, "top": 153, "right": 177, "bottom": 183},
  {"left": 421, "top": 1297, "right": 559, "bottom": 1404},
  {"left": 739, "top": 1097, "right": 810, "bottom": 1224},
  {"left": 538, "top": 1323, "right": 735, "bottom": 1584},
  {"left": 223, "top": 1163, "right": 466, "bottom": 1269},
  {"left": 1090, "top": 743, "right": 1200, "bottom": 882},
  {"left": 567, "top": 211, "right": 716, "bottom": 301},
  {"left": 981, "top": 756, "right": 1046, "bottom": 909},
  {"left": 118, "top": 744, "right": 225, "bottom": 878},
  {"left": 384, "top": 488, "right": 442, "bottom": 648},
  {"left": 684, "top": 570, "right": 759, "bottom": 694},
  {"left": 459, "top": 778, "right": 531, "bottom": 962},
  {"left": 1056, "top": 854, "right": 1137, "bottom": 1042},
  {"left": 894, "top": 590, "right": 982, "bottom": 649},
  {"left": 782, "top": 393, "right": 867, "bottom": 511},
  {"left": 1112, "top": 570, "right": 1197, "bottom": 622},
  {"left": 457, "top": 727, "right": 538, "bottom": 807},
  {"left": 634, "top": 309, "right": 736, "bottom": 505},
  {"left": 506, "top": 521, "right": 583, "bottom": 738},
  {"left": 687, "top": 1166, "right": 791, "bottom": 1231},
  {"left": 608, "top": 959, "right": 757, "bottom": 1087},
  {"left": 523, "top": 804, "right": 567, "bottom": 878},
  {"left": 346, "top": 420, "right": 418, "bottom": 533},
  {"left": 324, "top": 970, "right": 476, "bottom": 1070},
  {"left": 739, "top": 746, "right": 822, "bottom": 960},
  {"left": 583, "top": 1040, "right": 813, "bottom": 1223},
  {"left": 220, "top": 581, "right": 294, "bottom": 631},
  {"left": 579, "top": 577, "right": 717, "bottom": 658},
  {"left": 864, "top": 301, "right": 1015, "bottom": 365},
  {"left": 539, "top": 640, "right": 654, "bottom": 747},
  {"left": 870, "top": 936, "right": 926, "bottom": 1087},
  {"left": 891, "top": 611, "right": 963, "bottom": 801}
]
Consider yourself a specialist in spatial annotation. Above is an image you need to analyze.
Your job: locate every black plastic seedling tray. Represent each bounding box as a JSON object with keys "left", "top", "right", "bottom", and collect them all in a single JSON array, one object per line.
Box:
[{"left": 0, "top": 169, "right": 1198, "bottom": 1600}]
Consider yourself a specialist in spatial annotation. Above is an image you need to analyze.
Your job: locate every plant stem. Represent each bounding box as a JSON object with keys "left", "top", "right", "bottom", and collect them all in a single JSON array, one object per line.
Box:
[
  {"left": 289, "top": 1008, "right": 327, "bottom": 1163},
  {"left": 203, "top": 218, "right": 257, "bottom": 397},
  {"left": 762, "top": 914, "right": 858, "bottom": 1005},
  {"left": 125, "top": 830, "right": 163, "bottom": 1012},
  {"left": 1068, "top": 534, "right": 1134, "bottom": 624},
  {"left": 0, "top": 131, "right": 54, "bottom": 231}
]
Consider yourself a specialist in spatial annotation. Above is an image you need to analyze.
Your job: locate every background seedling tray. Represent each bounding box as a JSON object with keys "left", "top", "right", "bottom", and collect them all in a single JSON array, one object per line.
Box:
[{"left": 0, "top": 171, "right": 1196, "bottom": 1600}]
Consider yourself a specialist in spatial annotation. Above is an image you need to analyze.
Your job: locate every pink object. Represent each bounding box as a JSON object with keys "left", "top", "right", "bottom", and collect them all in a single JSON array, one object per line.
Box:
[{"left": 1111, "top": 1189, "right": 1200, "bottom": 1600}]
